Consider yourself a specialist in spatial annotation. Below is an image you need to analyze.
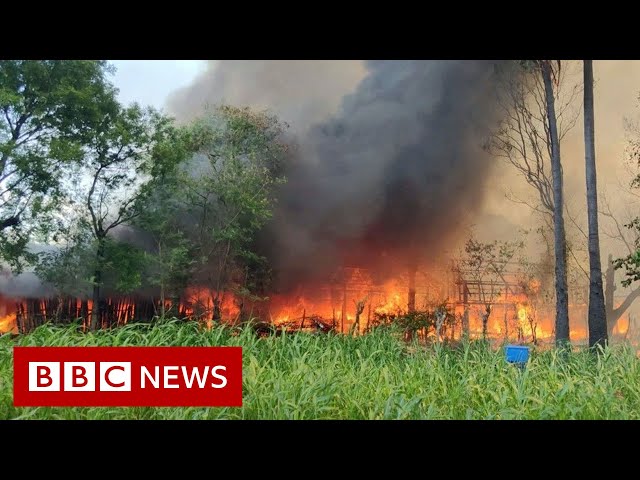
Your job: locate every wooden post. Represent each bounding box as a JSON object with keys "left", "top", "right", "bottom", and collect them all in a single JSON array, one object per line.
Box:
[
  {"left": 462, "top": 281, "right": 470, "bottom": 338},
  {"left": 16, "top": 302, "right": 23, "bottom": 334},
  {"left": 503, "top": 289, "right": 509, "bottom": 341},
  {"left": 350, "top": 299, "right": 366, "bottom": 336}
]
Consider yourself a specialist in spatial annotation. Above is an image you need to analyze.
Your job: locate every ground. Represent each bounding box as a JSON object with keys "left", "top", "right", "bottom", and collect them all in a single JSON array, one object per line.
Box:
[{"left": 1, "top": 321, "right": 639, "bottom": 420}]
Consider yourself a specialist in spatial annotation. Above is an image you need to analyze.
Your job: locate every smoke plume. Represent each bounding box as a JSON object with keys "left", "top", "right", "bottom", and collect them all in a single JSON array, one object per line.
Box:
[
  {"left": 168, "top": 60, "right": 367, "bottom": 133},
  {"left": 171, "top": 60, "right": 506, "bottom": 288}
]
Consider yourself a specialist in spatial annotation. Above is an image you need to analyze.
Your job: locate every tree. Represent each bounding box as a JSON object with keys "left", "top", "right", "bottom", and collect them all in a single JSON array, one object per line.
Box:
[
  {"left": 456, "top": 235, "right": 522, "bottom": 340},
  {"left": 541, "top": 60, "right": 571, "bottom": 346},
  {"left": 0, "top": 60, "right": 115, "bottom": 271},
  {"left": 583, "top": 60, "right": 608, "bottom": 348},
  {"left": 600, "top": 104, "right": 640, "bottom": 335},
  {"left": 35, "top": 226, "right": 94, "bottom": 300},
  {"left": 58, "top": 102, "right": 174, "bottom": 330},
  {"left": 489, "top": 62, "right": 581, "bottom": 222},
  {"left": 133, "top": 165, "right": 196, "bottom": 318},
  {"left": 599, "top": 193, "right": 640, "bottom": 336},
  {"left": 178, "top": 106, "right": 289, "bottom": 323},
  {"left": 488, "top": 60, "right": 575, "bottom": 346}
]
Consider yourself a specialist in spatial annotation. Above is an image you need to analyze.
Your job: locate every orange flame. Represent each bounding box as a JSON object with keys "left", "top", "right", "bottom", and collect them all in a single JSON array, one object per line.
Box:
[{"left": 0, "top": 269, "right": 625, "bottom": 344}]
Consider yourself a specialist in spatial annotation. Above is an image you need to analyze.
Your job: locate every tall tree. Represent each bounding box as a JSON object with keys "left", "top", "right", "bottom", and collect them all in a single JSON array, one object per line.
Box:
[
  {"left": 179, "top": 105, "right": 289, "bottom": 323},
  {"left": 133, "top": 156, "right": 196, "bottom": 318},
  {"left": 62, "top": 102, "right": 174, "bottom": 330},
  {"left": 489, "top": 60, "right": 578, "bottom": 346},
  {"left": 489, "top": 62, "right": 581, "bottom": 222},
  {"left": 540, "top": 60, "right": 571, "bottom": 346},
  {"left": 0, "top": 60, "right": 114, "bottom": 271},
  {"left": 583, "top": 60, "right": 608, "bottom": 348}
]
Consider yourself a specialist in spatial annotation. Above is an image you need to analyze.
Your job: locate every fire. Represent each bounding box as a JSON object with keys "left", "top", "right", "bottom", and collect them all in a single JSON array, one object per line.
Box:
[
  {"left": 373, "top": 287, "right": 405, "bottom": 316},
  {"left": 0, "top": 314, "right": 16, "bottom": 334},
  {"left": 612, "top": 317, "right": 629, "bottom": 337},
  {"left": 0, "top": 265, "right": 629, "bottom": 345},
  {"left": 517, "top": 307, "right": 527, "bottom": 322},
  {"left": 263, "top": 277, "right": 409, "bottom": 334},
  {"left": 0, "top": 296, "right": 17, "bottom": 334}
]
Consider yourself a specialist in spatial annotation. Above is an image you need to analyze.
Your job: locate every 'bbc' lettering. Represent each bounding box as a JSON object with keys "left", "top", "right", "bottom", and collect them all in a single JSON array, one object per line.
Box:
[
  {"left": 13, "top": 347, "right": 242, "bottom": 407},
  {"left": 29, "top": 362, "right": 132, "bottom": 392}
]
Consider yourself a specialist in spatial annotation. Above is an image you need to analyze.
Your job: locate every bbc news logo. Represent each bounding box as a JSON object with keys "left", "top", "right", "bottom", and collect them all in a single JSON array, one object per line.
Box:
[
  {"left": 27, "top": 362, "right": 228, "bottom": 392},
  {"left": 13, "top": 347, "right": 242, "bottom": 407}
]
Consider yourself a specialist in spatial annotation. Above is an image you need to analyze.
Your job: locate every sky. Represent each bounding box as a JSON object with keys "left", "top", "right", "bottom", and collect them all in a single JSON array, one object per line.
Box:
[{"left": 109, "top": 60, "right": 208, "bottom": 111}]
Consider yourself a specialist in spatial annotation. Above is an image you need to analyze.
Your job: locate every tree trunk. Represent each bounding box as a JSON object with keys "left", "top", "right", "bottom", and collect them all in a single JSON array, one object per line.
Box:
[
  {"left": 160, "top": 282, "right": 165, "bottom": 318},
  {"left": 350, "top": 300, "right": 365, "bottom": 336},
  {"left": 462, "top": 281, "right": 470, "bottom": 338},
  {"left": 541, "top": 60, "right": 570, "bottom": 346},
  {"left": 435, "top": 309, "right": 446, "bottom": 345},
  {"left": 583, "top": 60, "right": 608, "bottom": 348},
  {"left": 462, "top": 307, "right": 470, "bottom": 338},
  {"left": 15, "top": 302, "right": 23, "bottom": 334},
  {"left": 90, "top": 238, "right": 106, "bottom": 331},
  {"left": 212, "top": 296, "right": 222, "bottom": 324},
  {"left": 0, "top": 215, "right": 20, "bottom": 231},
  {"left": 482, "top": 304, "right": 491, "bottom": 341},
  {"left": 341, "top": 280, "right": 347, "bottom": 334}
]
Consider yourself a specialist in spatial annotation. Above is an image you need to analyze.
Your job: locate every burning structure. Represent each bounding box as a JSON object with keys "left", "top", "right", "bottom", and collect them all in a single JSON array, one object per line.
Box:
[
  {"left": 0, "top": 259, "right": 606, "bottom": 344},
  {"left": 0, "top": 61, "right": 637, "bottom": 344}
]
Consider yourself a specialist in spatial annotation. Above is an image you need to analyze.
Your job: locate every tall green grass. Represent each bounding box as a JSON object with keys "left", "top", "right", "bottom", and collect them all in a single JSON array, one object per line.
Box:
[{"left": 1, "top": 320, "right": 639, "bottom": 419}]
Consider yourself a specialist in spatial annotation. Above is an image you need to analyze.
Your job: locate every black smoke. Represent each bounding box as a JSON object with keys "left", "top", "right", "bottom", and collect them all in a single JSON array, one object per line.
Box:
[
  {"left": 0, "top": 61, "right": 510, "bottom": 299},
  {"left": 260, "top": 60, "right": 506, "bottom": 288}
]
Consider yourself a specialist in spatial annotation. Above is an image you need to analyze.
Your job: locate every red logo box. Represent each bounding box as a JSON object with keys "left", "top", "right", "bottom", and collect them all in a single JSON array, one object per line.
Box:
[{"left": 13, "top": 347, "right": 242, "bottom": 407}]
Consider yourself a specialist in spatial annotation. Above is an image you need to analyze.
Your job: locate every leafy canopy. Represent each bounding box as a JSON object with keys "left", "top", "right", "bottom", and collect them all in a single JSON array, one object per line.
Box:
[{"left": 0, "top": 60, "right": 116, "bottom": 272}]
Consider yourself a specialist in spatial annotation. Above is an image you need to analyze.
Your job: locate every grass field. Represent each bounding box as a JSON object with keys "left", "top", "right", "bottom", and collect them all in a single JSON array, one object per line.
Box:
[{"left": 1, "top": 320, "right": 639, "bottom": 419}]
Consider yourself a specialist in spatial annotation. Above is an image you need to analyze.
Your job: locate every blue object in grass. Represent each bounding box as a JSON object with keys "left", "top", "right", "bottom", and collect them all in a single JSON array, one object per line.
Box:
[{"left": 505, "top": 345, "right": 529, "bottom": 365}]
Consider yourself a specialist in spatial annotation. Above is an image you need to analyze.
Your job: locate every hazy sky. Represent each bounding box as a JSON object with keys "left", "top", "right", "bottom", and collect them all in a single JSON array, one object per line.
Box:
[{"left": 109, "top": 60, "right": 207, "bottom": 111}]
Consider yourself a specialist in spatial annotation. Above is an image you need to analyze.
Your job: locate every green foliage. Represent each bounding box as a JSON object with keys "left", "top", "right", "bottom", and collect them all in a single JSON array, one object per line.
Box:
[
  {"left": 36, "top": 97, "right": 178, "bottom": 310},
  {"left": 0, "top": 231, "right": 37, "bottom": 272},
  {"left": 131, "top": 126, "right": 198, "bottom": 300},
  {"left": 36, "top": 232, "right": 146, "bottom": 298},
  {"left": 614, "top": 218, "right": 640, "bottom": 287},
  {"left": 134, "top": 185, "right": 196, "bottom": 304},
  {"left": 373, "top": 301, "right": 457, "bottom": 340},
  {"left": 0, "top": 60, "right": 115, "bottom": 271},
  {"left": 1, "top": 322, "right": 639, "bottom": 419},
  {"left": 457, "top": 235, "right": 524, "bottom": 304},
  {"left": 178, "top": 105, "right": 290, "bottom": 296},
  {"left": 27, "top": 95, "right": 290, "bottom": 322},
  {"left": 74, "top": 104, "right": 171, "bottom": 238},
  {"left": 102, "top": 239, "right": 146, "bottom": 293},
  {"left": 35, "top": 228, "right": 94, "bottom": 298}
]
